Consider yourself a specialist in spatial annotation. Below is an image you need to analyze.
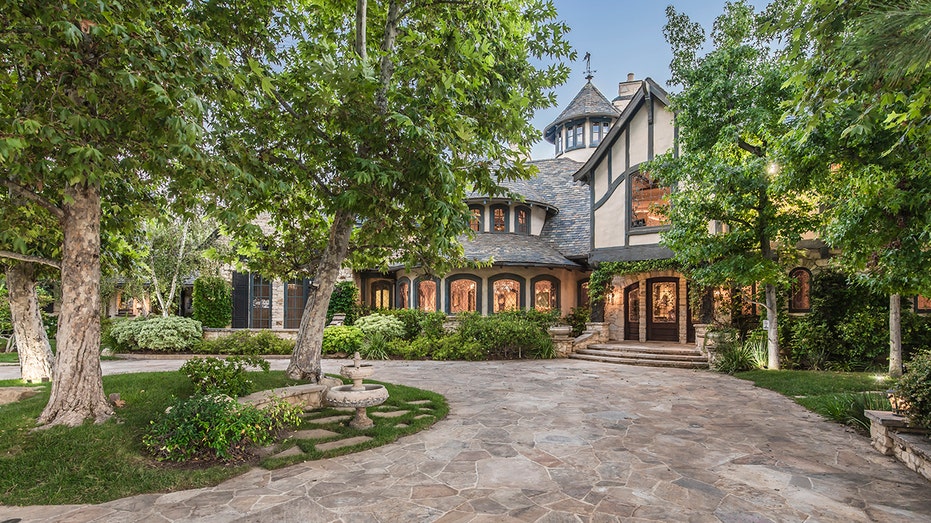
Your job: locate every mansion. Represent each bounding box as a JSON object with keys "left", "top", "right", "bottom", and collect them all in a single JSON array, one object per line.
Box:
[{"left": 110, "top": 73, "right": 860, "bottom": 342}]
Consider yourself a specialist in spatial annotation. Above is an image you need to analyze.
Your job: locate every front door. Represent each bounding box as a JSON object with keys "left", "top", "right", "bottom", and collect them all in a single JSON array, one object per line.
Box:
[
  {"left": 624, "top": 283, "right": 640, "bottom": 341},
  {"left": 647, "top": 277, "right": 678, "bottom": 341}
]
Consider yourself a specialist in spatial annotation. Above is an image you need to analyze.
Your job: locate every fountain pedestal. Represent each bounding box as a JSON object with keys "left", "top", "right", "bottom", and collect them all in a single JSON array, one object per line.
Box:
[{"left": 324, "top": 352, "right": 389, "bottom": 429}]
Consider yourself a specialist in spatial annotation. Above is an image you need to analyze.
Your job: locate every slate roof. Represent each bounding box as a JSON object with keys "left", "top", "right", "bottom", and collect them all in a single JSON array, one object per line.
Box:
[
  {"left": 462, "top": 233, "right": 580, "bottom": 268},
  {"left": 462, "top": 157, "right": 590, "bottom": 265},
  {"left": 544, "top": 81, "right": 619, "bottom": 143}
]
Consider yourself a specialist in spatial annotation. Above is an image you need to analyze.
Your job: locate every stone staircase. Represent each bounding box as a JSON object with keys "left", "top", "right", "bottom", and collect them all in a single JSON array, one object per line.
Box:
[{"left": 569, "top": 341, "right": 708, "bottom": 369}]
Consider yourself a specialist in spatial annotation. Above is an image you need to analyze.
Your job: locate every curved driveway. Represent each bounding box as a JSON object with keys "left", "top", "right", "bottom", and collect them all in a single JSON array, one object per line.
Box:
[{"left": 3, "top": 359, "right": 931, "bottom": 522}]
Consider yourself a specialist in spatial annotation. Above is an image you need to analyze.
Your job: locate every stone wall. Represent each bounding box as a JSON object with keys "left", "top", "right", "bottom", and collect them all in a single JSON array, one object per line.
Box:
[{"left": 866, "top": 410, "right": 931, "bottom": 482}]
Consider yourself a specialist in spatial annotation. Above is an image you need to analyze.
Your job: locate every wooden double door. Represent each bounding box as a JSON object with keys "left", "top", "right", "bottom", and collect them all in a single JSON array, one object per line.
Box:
[{"left": 624, "top": 277, "right": 681, "bottom": 342}]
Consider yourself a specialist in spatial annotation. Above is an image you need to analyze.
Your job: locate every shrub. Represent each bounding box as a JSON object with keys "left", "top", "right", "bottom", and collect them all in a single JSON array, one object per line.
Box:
[
  {"left": 496, "top": 308, "right": 560, "bottom": 332},
  {"left": 431, "top": 333, "right": 486, "bottom": 361},
  {"left": 180, "top": 355, "right": 270, "bottom": 397},
  {"left": 327, "top": 281, "right": 360, "bottom": 325},
  {"left": 401, "top": 336, "right": 436, "bottom": 359},
  {"left": 783, "top": 270, "right": 888, "bottom": 371},
  {"left": 808, "top": 392, "right": 890, "bottom": 431},
  {"left": 359, "top": 331, "right": 391, "bottom": 360},
  {"left": 192, "top": 276, "right": 233, "bottom": 328},
  {"left": 895, "top": 350, "right": 931, "bottom": 428},
  {"left": 354, "top": 313, "right": 405, "bottom": 340},
  {"left": 196, "top": 330, "right": 294, "bottom": 355},
  {"left": 420, "top": 311, "right": 448, "bottom": 339},
  {"left": 108, "top": 316, "right": 202, "bottom": 352},
  {"left": 380, "top": 309, "right": 428, "bottom": 340},
  {"left": 564, "top": 306, "right": 591, "bottom": 337},
  {"left": 322, "top": 325, "right": 364, "bottom": 355},
  {"left": 710, "top": 329, "right": 766, "bottom": 374},
  {"left": 456, "top": 312, "right": 555, "bottom": 359},
  {"left": 142, "top": 394, "right": 301, "bottom": 462}
]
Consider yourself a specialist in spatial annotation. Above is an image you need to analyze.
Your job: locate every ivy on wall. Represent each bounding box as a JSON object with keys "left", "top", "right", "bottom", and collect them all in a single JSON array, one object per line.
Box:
[{"left": 588, "top": 259, "right": 681, "bottom": 302}]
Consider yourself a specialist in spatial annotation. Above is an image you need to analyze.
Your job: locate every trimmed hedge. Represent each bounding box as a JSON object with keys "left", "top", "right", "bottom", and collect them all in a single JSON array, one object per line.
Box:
[{"left": 196, "top": 330, "right": 294, "bottom": 355}]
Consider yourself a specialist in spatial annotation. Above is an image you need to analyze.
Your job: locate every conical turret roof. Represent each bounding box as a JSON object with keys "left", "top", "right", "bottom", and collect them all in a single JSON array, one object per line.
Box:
[{"left": 544, "top": 81, "right": 619, "bottom": 143}]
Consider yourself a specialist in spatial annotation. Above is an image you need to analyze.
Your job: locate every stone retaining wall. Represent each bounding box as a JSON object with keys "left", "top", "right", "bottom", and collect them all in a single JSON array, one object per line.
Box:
[{"left": 866, "top": 410, "right": 931, "bottom": 482}]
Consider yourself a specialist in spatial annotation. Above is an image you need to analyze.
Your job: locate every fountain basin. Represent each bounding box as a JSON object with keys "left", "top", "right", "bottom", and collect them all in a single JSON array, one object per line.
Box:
[
  {"left": 325, "top": 383, "right": 389, "bottom": 409},
  {"left": 340, "top": 364, "right": 375, "bottom": 382}
]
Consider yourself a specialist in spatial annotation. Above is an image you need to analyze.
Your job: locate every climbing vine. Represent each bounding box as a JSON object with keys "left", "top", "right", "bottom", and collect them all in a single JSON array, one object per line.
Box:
[{"left": 588, "top": 259, "right": 681, "bottom": 302}]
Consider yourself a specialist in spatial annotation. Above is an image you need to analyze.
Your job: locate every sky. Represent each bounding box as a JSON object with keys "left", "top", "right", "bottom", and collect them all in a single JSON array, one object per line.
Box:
[{"left": 529, "top": 0, "right": 769, "bottom": 159}]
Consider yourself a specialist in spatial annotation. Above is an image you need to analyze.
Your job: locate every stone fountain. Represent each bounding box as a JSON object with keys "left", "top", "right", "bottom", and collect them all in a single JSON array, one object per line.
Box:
[{"left": 324, "top": 352, "right": 389, "bottom": 429}]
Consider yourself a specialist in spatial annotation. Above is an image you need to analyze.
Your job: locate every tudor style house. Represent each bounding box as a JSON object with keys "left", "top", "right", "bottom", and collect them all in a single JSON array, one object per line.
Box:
[{"left": 218, "top": 72, "right": 869, "bottom": 344}]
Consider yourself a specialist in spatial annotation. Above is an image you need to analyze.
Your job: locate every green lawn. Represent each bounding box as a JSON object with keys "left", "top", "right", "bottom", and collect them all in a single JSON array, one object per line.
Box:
[
  {"left": 0, "top": 371, "right": 447, "bottom": 506},
  {"left": 734, "top": 369, "right": 893, "bottom": 430},
  {"left": 0, "top": 352, "right": 18, "bottom": 364}
]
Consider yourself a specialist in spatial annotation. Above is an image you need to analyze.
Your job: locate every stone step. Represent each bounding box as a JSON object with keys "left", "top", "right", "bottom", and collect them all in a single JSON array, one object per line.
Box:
[
  {"left": 575, "top": 347, "right": 707, "bottom": 362},
  {"left": 586, "top": 344, "right": 703, "bottom": 356},
  {"left": 569, "top": 352, "right": 708, "bottom": 369}
]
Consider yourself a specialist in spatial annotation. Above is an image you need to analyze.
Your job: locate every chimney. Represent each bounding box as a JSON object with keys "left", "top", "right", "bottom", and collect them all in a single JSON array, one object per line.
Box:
[{"left": 627, "top": 72, "right": 635, "bottom": 81}]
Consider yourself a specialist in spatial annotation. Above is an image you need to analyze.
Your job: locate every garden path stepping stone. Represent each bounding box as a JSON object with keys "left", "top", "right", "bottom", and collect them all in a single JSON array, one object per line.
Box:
[
  {"left": 271, "top": 446, "right": 304, "bottom": 459},
  {"left": 291, "top": 429, "right": 339, "bottom": 440},
  {"left": 371, "top": 410, "right": 408, "bottom": 418},
  {"left": 414, "top": 414, "right": 433, "bottom": 420},
  {"left": 306, "top": 415, "right": 352, "bottom": 425},
  {"left": 407, "top": 400, "right": 432, "bottom": 405},
  {"left": 315, "top": 436, "right": 372, "bottom": 452}
]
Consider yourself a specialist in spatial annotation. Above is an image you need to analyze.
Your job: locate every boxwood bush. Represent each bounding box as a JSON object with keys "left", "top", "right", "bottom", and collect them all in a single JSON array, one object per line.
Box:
[
  {"left": 108, "top": 316, "right": 202, "bottom": 352},
  {"left": 196, "top": 330, "right": 294, "bottom": 355}
]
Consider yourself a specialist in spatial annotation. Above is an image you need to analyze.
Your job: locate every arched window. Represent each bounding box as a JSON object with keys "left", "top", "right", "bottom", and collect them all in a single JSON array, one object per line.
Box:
[
  {"left": 469, "top": 205, "right": 483, "bottom": 232},
  {"left": 371, "top": 280, "right": 392, "bottom": 309},
  {"left": 531, "top": 275, "right": 560, "bottom": 311},
  {"left": 789, "top": 268, "right": 812, "bottom": 312},
  {"left": 491, "top": 204, "right": 509, "bottom": 233},
  {"left": 630, "top": 171, "right": 670, "bottom": 228},
  {"left": 488, "top": 274, "right": 525, "bottom": 313},
  {"left": 515, "top": 206, "right": 531, "bottom": 235},
  {"left": 446, "top": 275, "right": 482, "bottom": 314},
  {"left": 396, "top": 278, "right": 411, "bottom": 309},
  {"left": 415, "top": 278, "right": 439, "bottom": 312}
]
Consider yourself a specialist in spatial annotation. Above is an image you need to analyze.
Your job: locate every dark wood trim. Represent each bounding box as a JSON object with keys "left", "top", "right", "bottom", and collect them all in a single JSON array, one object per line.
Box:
[{"left": 589, "top": 245, "right": 674, "bottom": 264}]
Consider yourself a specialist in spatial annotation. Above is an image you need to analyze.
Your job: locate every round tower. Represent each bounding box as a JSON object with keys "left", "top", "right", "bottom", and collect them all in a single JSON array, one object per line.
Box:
[{"left": 543, "top": 74, "right": 620, "bottom": 162}]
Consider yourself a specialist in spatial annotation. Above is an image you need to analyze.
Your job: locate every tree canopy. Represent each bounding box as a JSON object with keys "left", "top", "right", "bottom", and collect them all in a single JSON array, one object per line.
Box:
[
  {"left": 651, "top": 1, "right": 818, "bottom": 369},
  {"left": 211, "top": 0, "right": 574, "bottom": 380}
]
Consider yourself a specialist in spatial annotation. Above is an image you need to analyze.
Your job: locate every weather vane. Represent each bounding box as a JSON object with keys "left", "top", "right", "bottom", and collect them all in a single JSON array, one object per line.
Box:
[{"left": 583, "top": 52, "right": 595, "bottom": 81}]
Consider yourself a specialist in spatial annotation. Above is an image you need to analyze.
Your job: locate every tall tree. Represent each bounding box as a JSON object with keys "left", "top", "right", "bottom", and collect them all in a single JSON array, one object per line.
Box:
[
  {"left": 214, "top": 0, "right": 573, "bottom": 381},
  {"left": 1, "top": 1, "right": 224, "bottom": 426},
  {"left": 778, "top": 0, "right": 931, "bottom": 377},
  {"left": 1, "top": 185, "right": 60, "bottom": 382},
  {"left": 651, "top": 1, "right": 817, "bottom": 369}
]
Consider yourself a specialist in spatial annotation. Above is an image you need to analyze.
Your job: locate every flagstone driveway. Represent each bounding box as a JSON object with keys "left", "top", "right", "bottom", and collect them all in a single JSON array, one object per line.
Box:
[{"left": 2, "top": 358, "right": 930, "bottom": 522}]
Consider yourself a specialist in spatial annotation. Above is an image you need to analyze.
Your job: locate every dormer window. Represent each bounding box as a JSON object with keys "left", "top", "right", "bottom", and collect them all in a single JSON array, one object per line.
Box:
[
  {"left": 469, "top": 205, "right": 483, "bottom": 232},
  {"left": 491, "top": 204, "right": 508, "bottom": 232},
  {"left": 516, "top": 206, "right": 530, "bottom": 235}
]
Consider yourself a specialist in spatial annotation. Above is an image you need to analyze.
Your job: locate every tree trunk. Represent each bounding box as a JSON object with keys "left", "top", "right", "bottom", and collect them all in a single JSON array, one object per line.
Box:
[
  {"left": 5, "top": 262, "right": 54, "bottom": 383},
  {"left": 889, "top": 293, "right": 903, "bottom": 378},
  {"left": 764, "top": 283, "right": 780, "bottom": 370},
  {"left": 287, "top": 210, "right": 354, "bottom": 382},
  {"left": 37, "top": 183, "right": 112, "bottom": 427}
]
